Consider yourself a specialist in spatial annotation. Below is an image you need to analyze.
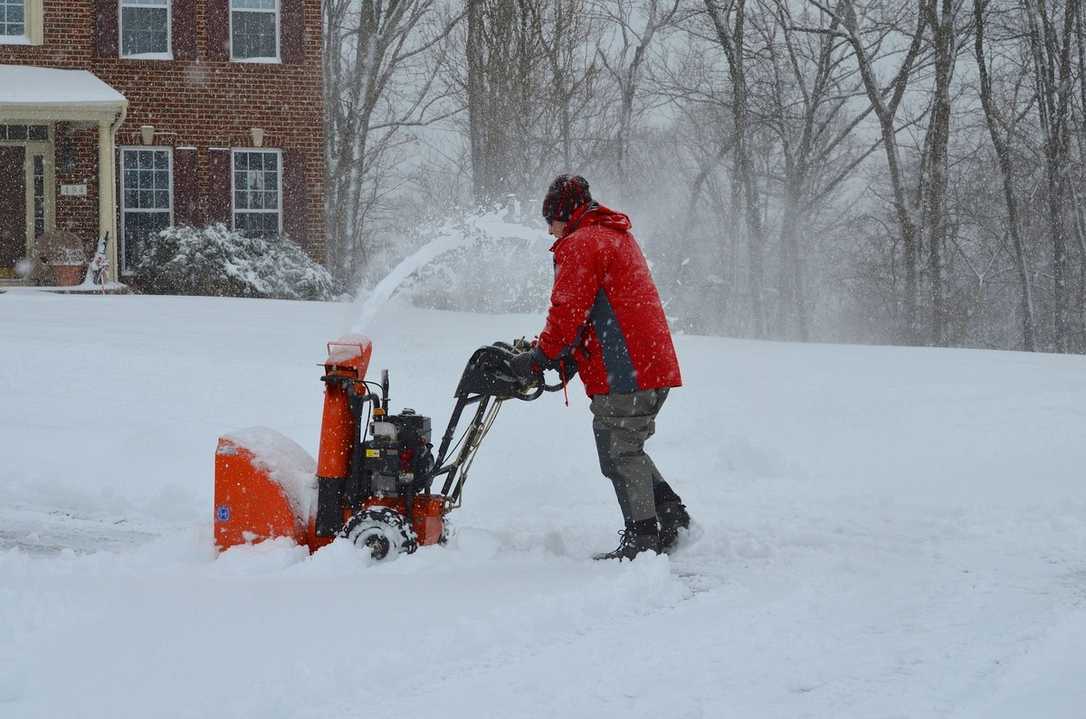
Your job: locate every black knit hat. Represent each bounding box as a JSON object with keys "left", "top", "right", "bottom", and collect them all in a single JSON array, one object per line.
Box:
[{"left": 542, "top": 175, "right": 592, "bottom": 222}]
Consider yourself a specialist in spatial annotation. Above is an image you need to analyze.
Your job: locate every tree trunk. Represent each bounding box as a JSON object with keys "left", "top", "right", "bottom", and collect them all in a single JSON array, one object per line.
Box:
[
  {"left": 974, "top": 0, "right": 1036, "bottom": 350},
  {"left": 466, "top": 0, "right": 491, "bottom": 203},
  {"left": 705, "top": 0, "right": 767, "bottom": 337},
  {"left": 838, "top": 0, "right": 927, "bottom": 345},
  {"left": 1024, "top": 0, "right": 1077, "bottom": 352},
  {"left": 922, "top": 0, "right": 956, "bottom": 346}
]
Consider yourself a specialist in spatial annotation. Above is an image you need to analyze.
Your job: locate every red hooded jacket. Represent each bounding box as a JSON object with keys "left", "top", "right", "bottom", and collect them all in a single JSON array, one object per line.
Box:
[{"left": 537, "top": 203, "right": 682, "bottom": 396}]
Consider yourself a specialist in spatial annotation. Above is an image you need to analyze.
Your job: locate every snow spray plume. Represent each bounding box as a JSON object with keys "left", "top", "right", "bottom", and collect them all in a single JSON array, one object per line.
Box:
[{"left": 344, "top": 205, "right": 544, "bottom": 334}]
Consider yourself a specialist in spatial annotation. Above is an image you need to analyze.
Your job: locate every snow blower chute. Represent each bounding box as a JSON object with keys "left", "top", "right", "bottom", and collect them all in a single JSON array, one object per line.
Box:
[{"left": 213, "top": 337, "right": 563, "bottom": 559}]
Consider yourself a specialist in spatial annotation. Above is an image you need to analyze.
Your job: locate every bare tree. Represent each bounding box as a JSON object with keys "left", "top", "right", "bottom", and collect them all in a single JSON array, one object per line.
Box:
[
  {"left": 758, "top": 0, "right": 879, "bottom": 340},
  {"left": 973, "top": 0, "right": 1037, "bottom": 350},
  {"left": 1023, "top": 0, "right": 1078, "bottom": 352},
  {"left": 1070, "top": 0, "right": 1086, "bottom": 347},
  {"left": 917, "top": 0, "right": 958, "bottom": 345},
  {"left": 594, "top": 0, "right": 681, "bottom": 198},
  {"left": 324, "top": 0, "right": 461, "bottom": 283},
  {"left": 803, "top": 0, "right": 928, "bottom": 343},
  {"left": 466, "top": 0, "right": 553, "bottom": 203},
  {"left": 704, "top": 0, "right": 771, "bottom": 337},
  {"left": 528, "top": 0, "right": 602, "bottom": 169}
]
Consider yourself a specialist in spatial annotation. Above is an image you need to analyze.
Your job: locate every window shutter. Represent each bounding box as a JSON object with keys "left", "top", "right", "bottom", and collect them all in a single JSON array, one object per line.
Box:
[
  {"left": 207, "top": 0, "right": 230, "bottom": 61},
  {"left": 172, "top": 0, "right": 197, "bottom": 60},
  {"left": 174, "top": 148, "right": 199, "bottom": 226},
  {"left": 208, "top": 149, "right": 232, "bottom": 227},
  {"left": 280, "top": 0, "right": 306, "bottom": 64},
  {"left": 95, "top": 0, "right": 118, "bottom": 58},
  {"left": 283, "top": 149, "right": 307, "bottom": 246}
]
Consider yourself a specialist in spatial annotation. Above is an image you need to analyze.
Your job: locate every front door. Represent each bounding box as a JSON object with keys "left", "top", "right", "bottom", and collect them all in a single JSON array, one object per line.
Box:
[{"left": 0, "top": 146, "right": 27, "bottom": 277}]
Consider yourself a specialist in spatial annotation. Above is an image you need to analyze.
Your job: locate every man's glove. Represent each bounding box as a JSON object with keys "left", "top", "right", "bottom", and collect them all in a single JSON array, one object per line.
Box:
[{"left": 509, "top": 346, "right": 548, "bottom": 382}]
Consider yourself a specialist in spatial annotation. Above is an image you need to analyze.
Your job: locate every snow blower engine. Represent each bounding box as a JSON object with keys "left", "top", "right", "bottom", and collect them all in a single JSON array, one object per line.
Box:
[{"left": 213, "top": 337, "right": 563, "bottom": 560}]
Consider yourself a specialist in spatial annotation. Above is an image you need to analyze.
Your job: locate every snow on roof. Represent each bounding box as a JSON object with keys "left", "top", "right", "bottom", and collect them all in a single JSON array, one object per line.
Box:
[{"left": 0, "top": 64, "right": 126, "bottom": 107}]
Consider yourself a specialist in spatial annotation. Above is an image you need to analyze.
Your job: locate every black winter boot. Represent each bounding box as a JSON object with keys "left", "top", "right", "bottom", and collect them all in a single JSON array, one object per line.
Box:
[
  {"left": 593, "top": 519, "right": 661, "bottom": 561},
  {"left": 657, "top": 501, "right": 691, "bottom": 553}
]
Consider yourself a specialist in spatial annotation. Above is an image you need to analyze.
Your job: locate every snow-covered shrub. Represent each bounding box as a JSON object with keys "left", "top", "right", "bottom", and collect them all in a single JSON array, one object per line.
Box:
[{"left": 132, "top": 224, "right": 337, "bottom": 300}]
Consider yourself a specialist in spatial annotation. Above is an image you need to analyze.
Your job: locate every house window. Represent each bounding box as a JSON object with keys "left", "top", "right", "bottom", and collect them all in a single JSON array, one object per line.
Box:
[
  {"left": 232, "top": 149, "right": 281, "bottom": 237},
  {"left": 120, "top": 0, "right": 171, "bottom": 57},
  {"left": 1, "top": 0, "right": 40, "bottom": 44},
  {"left": 231, "top": 0, "right": 278, "bottom": 61},
  {"left": 0, "top": 0, "right": 24, "bottom": 38},
  {"left": 121, "top": 148, "right": 172, "bottom": 272},
  {"left": 0, "top": 125, "right": 47, "bottom": 141}
]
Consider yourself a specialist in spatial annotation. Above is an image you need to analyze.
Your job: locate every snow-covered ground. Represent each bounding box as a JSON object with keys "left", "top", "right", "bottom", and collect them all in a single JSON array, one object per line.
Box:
[{"left": 2, "top": 288, "right": 1086, "bottom": 718}]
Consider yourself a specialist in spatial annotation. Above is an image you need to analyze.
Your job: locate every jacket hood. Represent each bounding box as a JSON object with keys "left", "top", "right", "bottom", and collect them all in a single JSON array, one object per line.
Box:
[
  {"left": 550, "top": 203, "right": 632, "bottom": 251},
  {"left": 569, "top": 203, "right": 631, "bottom": 233}
]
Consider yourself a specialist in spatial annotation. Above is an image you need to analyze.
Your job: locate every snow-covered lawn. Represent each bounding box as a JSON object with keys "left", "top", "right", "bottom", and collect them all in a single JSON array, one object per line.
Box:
[{"left": 2, "top": 289, "right": 1086, "bottom": 718}]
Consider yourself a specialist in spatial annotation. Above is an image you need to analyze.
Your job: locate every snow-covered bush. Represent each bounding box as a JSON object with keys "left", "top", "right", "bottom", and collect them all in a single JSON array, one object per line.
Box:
[{"left": 131, "top": 224, "right": 337, "bottom": 300}]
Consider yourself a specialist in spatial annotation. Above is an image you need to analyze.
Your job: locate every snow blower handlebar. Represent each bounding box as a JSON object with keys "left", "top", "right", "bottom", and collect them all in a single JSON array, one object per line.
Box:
[
  {"left": 431, "top": 341, "right": 565, "bottom": 505},
  {"left": 451, "top": 340, "right": 567, "bottom": 400}
]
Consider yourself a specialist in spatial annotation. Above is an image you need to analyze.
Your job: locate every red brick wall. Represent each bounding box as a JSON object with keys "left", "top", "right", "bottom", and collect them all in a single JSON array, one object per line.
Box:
[
  {"left": 0, "top": 0, "right": 327, "bottom": 261},
  {"left": 53, "top": 125, "right": 100, "bottom": 251}
]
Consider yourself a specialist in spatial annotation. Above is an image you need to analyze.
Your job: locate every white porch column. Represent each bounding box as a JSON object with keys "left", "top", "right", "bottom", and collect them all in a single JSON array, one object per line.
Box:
[{"left": 98, "top": 119, "right": 119, "bottom": 282}]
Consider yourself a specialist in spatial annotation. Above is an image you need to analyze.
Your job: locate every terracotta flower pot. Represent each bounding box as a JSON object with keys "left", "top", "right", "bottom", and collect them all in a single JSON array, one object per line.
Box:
[{"left": 52, "top": 264, "right": 85, "bottom": 287}]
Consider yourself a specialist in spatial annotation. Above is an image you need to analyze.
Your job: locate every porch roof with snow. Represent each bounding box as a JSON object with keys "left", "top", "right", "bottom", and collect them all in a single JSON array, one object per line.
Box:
[
  {"left": 0, "top": 65, "right": 127, "bottom": 121},
  {"left": 0, "top": 65, "right": 128, "bottom": 283}
]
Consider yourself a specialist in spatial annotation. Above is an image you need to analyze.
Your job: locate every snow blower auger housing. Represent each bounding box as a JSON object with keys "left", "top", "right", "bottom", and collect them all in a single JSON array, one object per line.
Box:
[{"left": 214, "top": 337, "right": 562, "bottom": 560}]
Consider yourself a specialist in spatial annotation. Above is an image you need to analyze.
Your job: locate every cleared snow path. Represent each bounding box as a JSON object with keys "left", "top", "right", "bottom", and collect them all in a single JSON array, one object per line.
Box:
[
  {"left": 0, "top": 506, "right": 159, "bottom": 555},
  {"left": 2, "top": 290, "right": 1086, "bottom": 718}
]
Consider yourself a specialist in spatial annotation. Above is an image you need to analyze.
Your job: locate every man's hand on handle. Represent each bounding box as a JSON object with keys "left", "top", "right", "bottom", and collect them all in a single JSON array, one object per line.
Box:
[{"left": 509, "top": 346, "right": 547, "bottom": 383}]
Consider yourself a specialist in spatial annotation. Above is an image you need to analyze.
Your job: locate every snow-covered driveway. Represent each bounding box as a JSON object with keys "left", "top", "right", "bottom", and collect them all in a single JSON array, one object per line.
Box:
[{"left": 2, "top": 289, "right": 1085, "bottom": 717}]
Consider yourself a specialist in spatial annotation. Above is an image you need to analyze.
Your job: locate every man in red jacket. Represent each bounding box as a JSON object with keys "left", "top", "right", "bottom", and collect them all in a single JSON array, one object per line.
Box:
[{"left": 511, "top": 175, "right": 690, "bottom": 560}]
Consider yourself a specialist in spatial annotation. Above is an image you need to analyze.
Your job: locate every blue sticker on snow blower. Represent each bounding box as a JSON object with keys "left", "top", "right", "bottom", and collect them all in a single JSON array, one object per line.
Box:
[{"left": 216, "top": 505, "right": 231, "bottom": 522}]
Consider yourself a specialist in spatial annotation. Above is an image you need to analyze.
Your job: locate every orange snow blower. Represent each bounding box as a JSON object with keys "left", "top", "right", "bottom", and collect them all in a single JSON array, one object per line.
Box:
[{"left": 213, "top": 337, "right": 562, "bottom": 560}]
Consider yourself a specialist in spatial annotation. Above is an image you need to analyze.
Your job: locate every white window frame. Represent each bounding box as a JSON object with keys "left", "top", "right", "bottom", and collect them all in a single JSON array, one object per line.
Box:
[
  {"left": 229, "top": 0, "right": 280, "bottom": 63},
  {"left": 0, "top": 0, "right": 42, "bottom": 45},
  {"left": 119, "top": 146, "right": 174, "bottom": 275},
  {"left": 119, "top": 0, "right": 173, "bottom": 60},
  {"left": 231, "top": 148, "right": 283, "bottom": 237}
]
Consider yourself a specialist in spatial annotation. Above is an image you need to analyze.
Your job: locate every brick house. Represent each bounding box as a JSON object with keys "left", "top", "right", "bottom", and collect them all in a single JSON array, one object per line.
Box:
[{"left": 0, "top": 0, "right": 325, "bottom": 282}]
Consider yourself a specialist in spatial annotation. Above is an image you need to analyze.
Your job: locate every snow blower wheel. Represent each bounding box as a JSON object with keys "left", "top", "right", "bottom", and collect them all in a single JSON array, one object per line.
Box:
[{"left": 342, "top": 507, "right": 419, "bottom": 561}]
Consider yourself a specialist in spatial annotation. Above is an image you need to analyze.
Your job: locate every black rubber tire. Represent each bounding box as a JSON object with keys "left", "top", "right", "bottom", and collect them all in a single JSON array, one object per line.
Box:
[{"left": 341, "top": 507, "right": 418, "bottom": 560}]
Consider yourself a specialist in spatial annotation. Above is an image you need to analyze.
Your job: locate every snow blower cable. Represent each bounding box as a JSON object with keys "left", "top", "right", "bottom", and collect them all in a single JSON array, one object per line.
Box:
[
  {"left": 450, "top": 400, "right": 503, "bottom": 506},
  {"left": 559, "top": 359, "right": 569, "bottom": 406},
  {"left": 462, "top": 403, "right": 501, "bottom": 476},
  {"left": 442, "top": 410, "right": 479, "bottom": 460}
]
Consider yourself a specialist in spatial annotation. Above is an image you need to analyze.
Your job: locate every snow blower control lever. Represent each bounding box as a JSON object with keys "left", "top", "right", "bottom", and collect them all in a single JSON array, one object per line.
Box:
[{"left": 213, "top": 336, "right": 564, "bottom": 561}]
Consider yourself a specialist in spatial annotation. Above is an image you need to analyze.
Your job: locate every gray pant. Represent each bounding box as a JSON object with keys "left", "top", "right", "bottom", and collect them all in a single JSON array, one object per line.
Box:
[{"left": 591, "top": 388, "right": 678, "bottom": 525}]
